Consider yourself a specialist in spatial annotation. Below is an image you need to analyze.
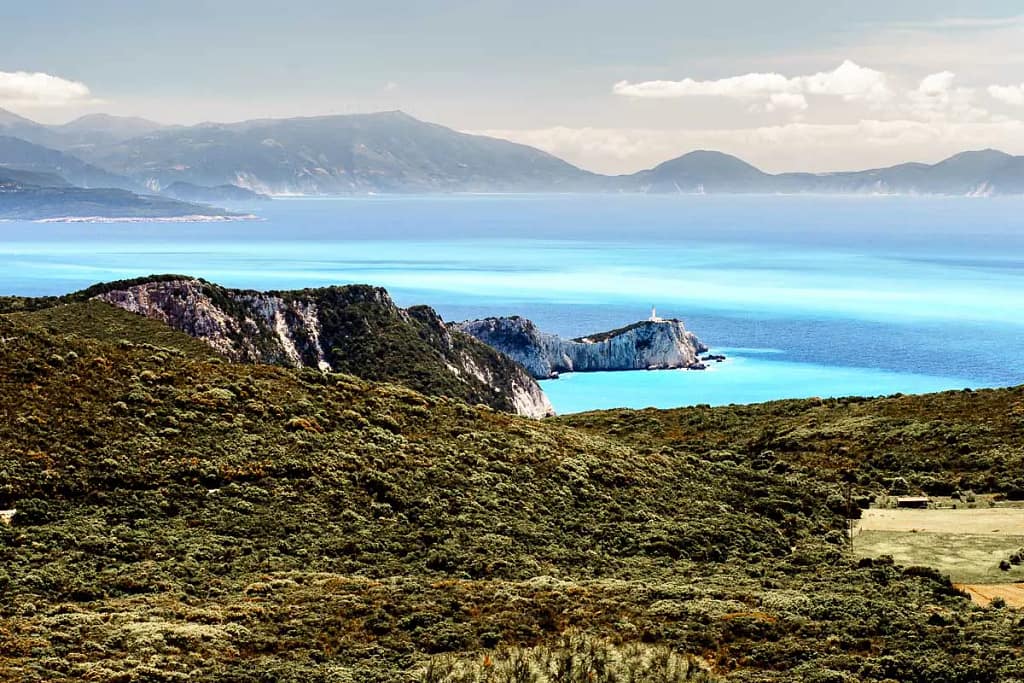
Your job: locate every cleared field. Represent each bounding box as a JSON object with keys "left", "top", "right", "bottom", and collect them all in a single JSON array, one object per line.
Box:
[
  {"left": 857, "top": 507, "right": 1024, "bottom": 535},
  {"left": 955, "top": 583, "right": 1024, "bottom": 608},
  {"left": 854, "top": 508, "right": 1024, "bottom": 584}
]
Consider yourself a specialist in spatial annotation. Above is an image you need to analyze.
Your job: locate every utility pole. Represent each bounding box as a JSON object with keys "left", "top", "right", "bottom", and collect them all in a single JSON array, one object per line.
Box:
[{"left": 846, "top": 482, "right": 854, "bottom": 551}]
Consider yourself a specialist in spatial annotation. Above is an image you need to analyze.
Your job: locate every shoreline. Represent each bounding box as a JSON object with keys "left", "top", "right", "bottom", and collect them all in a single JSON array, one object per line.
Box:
[{"left": 31, "top": 213, "right": 261, "bottom": 224}]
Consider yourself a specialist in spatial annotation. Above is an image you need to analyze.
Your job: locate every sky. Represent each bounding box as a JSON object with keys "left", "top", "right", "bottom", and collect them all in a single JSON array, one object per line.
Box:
[{"left": 3, "top": 1, "right": 1024, "bottom": 173}]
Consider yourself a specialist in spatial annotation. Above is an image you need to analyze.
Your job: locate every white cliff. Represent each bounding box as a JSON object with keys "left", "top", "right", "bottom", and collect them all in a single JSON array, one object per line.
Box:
[{"left": 455, "top": 316, "right": 709, "bottom": 379}]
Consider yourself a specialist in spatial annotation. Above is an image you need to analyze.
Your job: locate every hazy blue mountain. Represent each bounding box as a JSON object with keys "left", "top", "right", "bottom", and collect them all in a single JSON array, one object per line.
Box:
[
  {"left": 161, "top": 181, "right": 269, "bottom": 203},
  {"left": 0, "top": 108, "right": 168, "bottom": 150},
  {"left": 0, "top": 159, "right": 234, "bottom": 221},
  {"left": 0, "top": 107, "right": 67, "bottom": 148},
  {"left": 77, "top": 111, "right": 600, "bottom": 194},
  {"left": 4, "top": 108, "right": 1024, "bottom": 196},
  {"left": 632, "top": 148, "right": 1024, "bottom": 196},
  {"left": 879, "top": 149, "right": 1024, "bottom": 195},
  {"left": 0, "top": 181, "right": 234, "bottom": 221},
  {"left": 628, "top": 150, "right": 774, "bottom": 193},
  {"left": 0, "top": 136, "right": 137, "bottom": 189},
  {"left": 0, "top": 167, "right": 72, "bottom": 188},
  {"left": 55, "top": 113, "right": 169, "bottom": 146}
]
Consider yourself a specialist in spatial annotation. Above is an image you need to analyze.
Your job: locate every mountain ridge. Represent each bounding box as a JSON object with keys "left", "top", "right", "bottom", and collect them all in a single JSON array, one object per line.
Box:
[{"left": 3, "top": 107, "right": 1024, "bottom": 195}]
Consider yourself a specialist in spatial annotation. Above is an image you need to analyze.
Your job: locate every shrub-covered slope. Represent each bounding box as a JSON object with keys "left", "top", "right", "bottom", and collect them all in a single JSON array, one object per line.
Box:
[
  {"left": 0, "top": 307, "right": 1022, "bottom": 681},
  {"left": 559, "top": 391, "right": 1024, "bottom": 497},
  {"left": 3, "top": 277, "right": 553, "bottom": 418}
]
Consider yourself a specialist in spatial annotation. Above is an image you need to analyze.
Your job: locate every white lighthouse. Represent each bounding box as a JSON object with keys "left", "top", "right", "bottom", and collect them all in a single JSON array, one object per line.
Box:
[{"left": 649, "top": 306, "right": 664, "bottom": 322}]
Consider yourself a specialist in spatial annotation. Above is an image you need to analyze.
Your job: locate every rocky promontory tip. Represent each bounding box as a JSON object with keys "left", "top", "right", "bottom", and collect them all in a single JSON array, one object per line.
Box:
[{"left": 455, "top": 312, "right": 710, "bottom": 379}]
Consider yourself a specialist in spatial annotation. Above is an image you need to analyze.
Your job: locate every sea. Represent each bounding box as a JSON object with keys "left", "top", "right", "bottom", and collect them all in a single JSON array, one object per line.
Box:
[{"left": 3, "top": 194, "right": 1023, "bottom": 414}]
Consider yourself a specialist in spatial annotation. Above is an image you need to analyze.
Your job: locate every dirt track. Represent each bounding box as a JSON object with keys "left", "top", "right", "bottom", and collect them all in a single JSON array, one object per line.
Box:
[{"left": 955, "top": 583, "right": 1024, "bottom": 608}]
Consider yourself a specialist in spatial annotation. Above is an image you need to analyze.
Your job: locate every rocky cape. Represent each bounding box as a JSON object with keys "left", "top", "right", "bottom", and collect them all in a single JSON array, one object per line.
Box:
[
  {"left": 455, "top": 316, "right": 708, "bottom": 379},
  {"left": 92, "top": 277, "right": 553, "bottom": 418}
]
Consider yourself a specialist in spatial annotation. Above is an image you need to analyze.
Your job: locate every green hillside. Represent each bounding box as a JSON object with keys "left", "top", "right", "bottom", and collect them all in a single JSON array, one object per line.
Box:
[{"left": 0, "top": 302, "right": 1022, "bottom": 681}]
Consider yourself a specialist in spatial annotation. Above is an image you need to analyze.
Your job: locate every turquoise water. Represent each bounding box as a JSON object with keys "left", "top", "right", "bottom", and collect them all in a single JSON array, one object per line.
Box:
[
  {"left": 2, "top": 194, "right": 1022, "bottom": 412},
  {"left": 540, "top": 349, "right": 988, "bottom": 413}
]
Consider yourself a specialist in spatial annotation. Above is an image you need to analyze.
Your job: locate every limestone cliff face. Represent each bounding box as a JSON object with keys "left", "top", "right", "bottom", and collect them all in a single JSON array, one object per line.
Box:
[
  {"left": 95, "top": 277, "right": 553, "bottom": 418},
  {"left": 97, "top": 280, "right": 330, "bottom": 370},
  {"left": 455, "top": 316, "right": 708, "bottom": 379}
]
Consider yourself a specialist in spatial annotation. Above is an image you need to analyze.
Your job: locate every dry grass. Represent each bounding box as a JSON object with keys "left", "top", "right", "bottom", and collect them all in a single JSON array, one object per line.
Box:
[
  {"left": 856, "top": 508, "right": 1024, "bottom": 535},
  {"left": 418, "top": 634, "right": 716, "bottom": 683},
  {"left": 854, "top": 508, "right": 1024, "bottom": 583}
]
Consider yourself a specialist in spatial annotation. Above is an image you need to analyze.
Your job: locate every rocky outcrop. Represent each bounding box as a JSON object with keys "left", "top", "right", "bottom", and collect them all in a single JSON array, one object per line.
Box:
[
  {"left": 95, "top": 277, "right": 553, "bottom": 418},
  {"left": 455, "top": 316, "right": 708, "bottom": 379}
]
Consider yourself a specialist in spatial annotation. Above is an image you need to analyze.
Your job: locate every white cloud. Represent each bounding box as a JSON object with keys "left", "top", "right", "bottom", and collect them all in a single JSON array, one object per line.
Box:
[
  {"left": 799, "top": 61, "right": 892, "bottom": 104},
  {"left": 766, "top": 92, "right": 808, "bottom": 112},
  {"left": 917, "top": 71, "right": 956, "bottom": 95},
  {"left": 613, "top": 60, "right": 892, "bottom": 109},
  {"left": 0, "top": 70, "right": 95, "bottom": 107},
  {"left": 989, "top": 83, "right": 1024, "bottom": 106},
  {"left": 903, "top": 72, "right": 987, "bottom": 122},
  {"left": 613, "top": 72, "right": 793, "bottom": 100}
]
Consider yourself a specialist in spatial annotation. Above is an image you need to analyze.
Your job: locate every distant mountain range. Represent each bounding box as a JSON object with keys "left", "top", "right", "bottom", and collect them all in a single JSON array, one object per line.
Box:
[
  {"left": 2, "top": 106, "right": 1024, "bottom": 198},
  {"left": 77, "top": 111, "right": 598, "bottom": 194},
  {"left": 631, "top": 148, "right": 1024, "bottom": 195}
]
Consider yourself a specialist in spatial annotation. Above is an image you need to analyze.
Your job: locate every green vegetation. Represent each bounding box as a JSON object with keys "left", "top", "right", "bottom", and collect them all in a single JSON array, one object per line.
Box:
[
  {"left": 0, "top": 274, "right": 201, "bottom": 315},
  {"left": 560, "top": 392, "right": 1024, "bottom": 496},
  {"left": 571, "top": 318, "right": 681, "bottom": 344},
  {"left": 1, "top": 301, "right": 1024, "bottom": 681}
]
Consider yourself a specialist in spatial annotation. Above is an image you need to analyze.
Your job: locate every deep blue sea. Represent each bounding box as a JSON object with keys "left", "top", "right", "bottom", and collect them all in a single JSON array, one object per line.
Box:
[{"left": 3, "top": 194, "right": 1023, "bottom": 413}]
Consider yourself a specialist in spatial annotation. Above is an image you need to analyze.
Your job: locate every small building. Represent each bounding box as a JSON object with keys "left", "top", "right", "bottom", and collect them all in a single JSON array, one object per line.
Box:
[{"left": 896, "top": 496, "right": 929, "bottom": 509}]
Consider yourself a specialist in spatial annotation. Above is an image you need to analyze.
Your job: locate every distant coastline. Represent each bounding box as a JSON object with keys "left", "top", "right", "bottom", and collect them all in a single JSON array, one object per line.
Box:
[{"left": 32, "top": 214, "right": 260, "bottom": 224}]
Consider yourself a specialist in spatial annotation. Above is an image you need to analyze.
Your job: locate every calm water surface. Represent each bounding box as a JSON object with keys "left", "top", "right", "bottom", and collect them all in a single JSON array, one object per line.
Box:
[{"left": 3, "top": 195, "right": 1022, "bottom": 412}]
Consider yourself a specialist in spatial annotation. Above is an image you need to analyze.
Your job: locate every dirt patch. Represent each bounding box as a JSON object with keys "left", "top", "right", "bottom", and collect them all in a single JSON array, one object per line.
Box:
[
  {"left": 857, "top": 508, "right": 1024, "bottom": 535},
  {"left": 955, "top": 583, "right": 1024, "bottom": 608},
  {"left": 854, "top": 509, "right": 1024, "bottom": 583}
]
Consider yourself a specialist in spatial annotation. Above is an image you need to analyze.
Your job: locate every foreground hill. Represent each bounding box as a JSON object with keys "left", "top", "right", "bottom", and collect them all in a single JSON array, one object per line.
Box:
[
  {"left": 1, "top": 293, "right": 1023, "bottom": 680},
  {"left": 560, "top": 387, "right": 1024, "bottom": 497}
]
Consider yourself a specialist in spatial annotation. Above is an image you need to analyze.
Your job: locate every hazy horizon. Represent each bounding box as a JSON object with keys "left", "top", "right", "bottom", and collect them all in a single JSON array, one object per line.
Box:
[
  {"left": 4, "top": 1, "right": 1024, "bottom": 173},
  {"left": 5, "top": 104, "right": 1020, "bottom": 177}
]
